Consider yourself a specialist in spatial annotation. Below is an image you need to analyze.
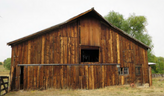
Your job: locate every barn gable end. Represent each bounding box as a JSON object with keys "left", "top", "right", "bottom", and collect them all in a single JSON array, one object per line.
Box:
[{"left": 8, "top": 8, "right": 150, "bottom": 90}]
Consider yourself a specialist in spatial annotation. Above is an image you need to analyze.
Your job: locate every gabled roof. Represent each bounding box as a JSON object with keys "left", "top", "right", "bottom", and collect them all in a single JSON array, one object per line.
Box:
[{"left": 7, "top": 8, "right": 150, "bottom": 49}]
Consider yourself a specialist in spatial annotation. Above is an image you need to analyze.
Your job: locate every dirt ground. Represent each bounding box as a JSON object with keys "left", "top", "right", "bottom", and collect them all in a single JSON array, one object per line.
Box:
[{"left": 1, "top": 65, "right": 164, "bottom": 96}]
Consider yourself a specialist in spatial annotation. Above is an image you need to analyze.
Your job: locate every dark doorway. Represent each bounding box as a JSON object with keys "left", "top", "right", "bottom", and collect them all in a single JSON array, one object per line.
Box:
[
  {"left": 20, "top": 66, "right": 24, "bottom": 89},
  {"left": 135, "top": 65, "right": 142, "bottom": 85},
  {"left": 81, "top": 49, "right": 99, "bottom": 62}
]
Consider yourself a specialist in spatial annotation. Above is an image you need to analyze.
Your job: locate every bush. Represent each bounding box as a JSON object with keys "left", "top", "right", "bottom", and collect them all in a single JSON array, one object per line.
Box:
[
  {"left": 0, "top": 62, "right": 2, "bottom": 65},
  {"left": 3, "top": 58, "right": 11, "bottom": 70}
]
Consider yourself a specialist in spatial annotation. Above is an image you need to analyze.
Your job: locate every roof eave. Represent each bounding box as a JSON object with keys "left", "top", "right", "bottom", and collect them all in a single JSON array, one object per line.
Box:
[{"left": 7, "top": 8, "right": 95, "bottom": 46}]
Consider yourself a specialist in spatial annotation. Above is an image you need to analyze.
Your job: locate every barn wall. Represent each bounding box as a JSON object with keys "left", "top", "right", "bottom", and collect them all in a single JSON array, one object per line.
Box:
[
  {"left": 10, "top": 16, "right": 149, "bottom": 90},
  {"left": 79, "top": 16, "right": 148, "bottom": 85},
  {"left": 10, "top": 21, "right": 79, "bottom": 90},
  {"left": 18, "top": 65, "right": 117, "bottom": 90},
  {"left": 99, "top": 22, "right": 149, "bottom": 84}
]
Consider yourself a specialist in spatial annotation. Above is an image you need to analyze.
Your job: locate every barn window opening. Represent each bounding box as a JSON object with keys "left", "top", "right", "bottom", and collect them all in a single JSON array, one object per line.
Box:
[
  {"left": 124, "top": 67, "right": 129, "bottom": 74},
  {"left": 135, "top": 67, "right": 141, "bottom": 75},
  {"left": 118, "top": 68, "right": 123, "bottom": 75},
  {"left": 118, "top": 67, "right": 129, "bottom": 75},
  {"left": 81, "top": 49, "right": 99, "bottom": 62}
]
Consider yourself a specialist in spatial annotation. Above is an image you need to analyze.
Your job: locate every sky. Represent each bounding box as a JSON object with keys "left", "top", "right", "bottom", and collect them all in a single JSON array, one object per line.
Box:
[{"left": 0, "top": 0, "right": 164, "bottom": 61}]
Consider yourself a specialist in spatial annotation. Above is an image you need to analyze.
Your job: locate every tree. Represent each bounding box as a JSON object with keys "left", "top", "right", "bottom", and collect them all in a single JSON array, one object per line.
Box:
[
  {"left": 0, "top": 62, "right": 2, "bottom": 65},
  {"left": 3, "top": 58, "right": 11, "bottom": 70},
  {"left": 156, "top": 57, "right": 164, "bottom": 73},
  {"left": 105, "top": 12, "right": 153, "bottom": 54},
  {"left": 104, "top": 12, "right": 153, "bottom": 47},
  {"left": 104, "top": 11, "right": 124, "bottom": 29}
]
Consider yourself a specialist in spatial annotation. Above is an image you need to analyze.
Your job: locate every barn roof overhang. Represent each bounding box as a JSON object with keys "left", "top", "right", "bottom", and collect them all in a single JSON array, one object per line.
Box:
[{"left": 7, "top": 8, "right": 150, "bottom": 49}]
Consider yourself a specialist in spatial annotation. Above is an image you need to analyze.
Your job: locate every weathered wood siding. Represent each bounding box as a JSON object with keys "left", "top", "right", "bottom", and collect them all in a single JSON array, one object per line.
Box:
[
  {"left": 10, "top": 16, "right": 149, "bottom": 90},
  {"left": 79, "top": 16, "right": 148, "bottom": 85},
  {"left": 14, "top": 65, "right": 117, "bottom": 90},
  {"left": 80, "top": 17, "right": 100, "bottom": 46}
]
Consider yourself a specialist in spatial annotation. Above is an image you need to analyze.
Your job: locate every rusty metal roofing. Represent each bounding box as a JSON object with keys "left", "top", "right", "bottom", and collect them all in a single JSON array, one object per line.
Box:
[{"left": 7, "top": 8, "right": 150, "bottom": 49}]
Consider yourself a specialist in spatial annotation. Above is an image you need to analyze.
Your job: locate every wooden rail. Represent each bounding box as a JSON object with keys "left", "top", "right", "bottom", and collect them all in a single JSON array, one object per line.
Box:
[
  {"left": 0, "top": 76, "right": 9, "bottom": 96},
  {"left": 18, "top": 63, "right": 119, "bottom": 66}
]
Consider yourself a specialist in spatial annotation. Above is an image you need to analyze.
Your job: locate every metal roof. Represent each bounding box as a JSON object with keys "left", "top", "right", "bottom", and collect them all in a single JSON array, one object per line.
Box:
[
  {"left": 7, "top": 8, "right": 151, "bottom": 49},
  {"left": 148, "top": 62, "right": 156, "bottom": 65}
]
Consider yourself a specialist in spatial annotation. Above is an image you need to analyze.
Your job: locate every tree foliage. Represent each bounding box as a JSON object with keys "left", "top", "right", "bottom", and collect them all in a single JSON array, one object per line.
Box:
[
  {"left": 149, "top": 56, "right": 164, "bottom": 74},
  {"left": 104, "top": 11, "right": 164, "bottom": 73},
  {"left": 0, "top": 62, "right": 2, "bottom": 65},
  {"left": 104, "top": 11, "right": 153, "bottom": 48},
  {"left": 3, "top": 58, "right": 11, "bottom": 70},
  {"left": 104, "top": 11, "right": 124, "bottom": 29}
]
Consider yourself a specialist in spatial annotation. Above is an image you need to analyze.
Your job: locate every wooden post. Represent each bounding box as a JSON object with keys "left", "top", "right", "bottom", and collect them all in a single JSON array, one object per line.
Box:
[
  {"left": 149, "top": 67, "right": 152, "bottom": 86},
  {"left": 0, "top": 77, "right": 1, "bottom": 96}
]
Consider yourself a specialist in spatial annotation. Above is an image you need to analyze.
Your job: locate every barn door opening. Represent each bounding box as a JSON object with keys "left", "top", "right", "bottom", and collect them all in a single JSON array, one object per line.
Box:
[
  {"left": 135, "top": 65, "right": 142, "bottom": 85},
  {"left": 20, "top": 66, "right": 24, "bottom": 89}
]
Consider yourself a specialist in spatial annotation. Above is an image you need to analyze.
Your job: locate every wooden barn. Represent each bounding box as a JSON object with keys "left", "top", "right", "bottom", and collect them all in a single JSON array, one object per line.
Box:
[{"left": 7, "top": 8, "right": 151, "bottom": 90}]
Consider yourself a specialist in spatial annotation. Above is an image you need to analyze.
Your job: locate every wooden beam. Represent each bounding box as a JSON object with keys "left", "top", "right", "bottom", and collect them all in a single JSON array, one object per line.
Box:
[{"left": 18, "top": 63, "right": 120, "bottom": 66}]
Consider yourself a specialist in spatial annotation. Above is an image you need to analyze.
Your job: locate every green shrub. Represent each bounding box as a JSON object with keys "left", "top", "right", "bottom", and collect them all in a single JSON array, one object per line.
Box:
[
  {"left": 0, "top": 62, "right": 2, "bottom": 65},
  {"left": 3, "top": 58, "right": 11, "bottom": 70}
]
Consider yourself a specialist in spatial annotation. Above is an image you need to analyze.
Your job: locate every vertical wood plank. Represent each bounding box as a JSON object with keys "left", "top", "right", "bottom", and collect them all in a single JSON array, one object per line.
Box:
[
  {"left": 79, "top": 65, "right": 83, "bottom": 89},
  {"left": 15, "top": 45, "right": 20, "bottom": 90},
  {"left": 84, "top": 65, "right": 88, "bottom": 89},
  {"left": 33, "top": 39, "right": 37, "bottom": 89},
  {"left": 101, "top": 65, "right": 104, "bottom": 88},
  {"left": 116, "top": 33, "right": 120, "bottom": 64},
  {"left": 27, "top": 41, "right": 31, "bottom": 89},
  {"left": 53, "top": 37, "right": 57, "bottom": 88},
  {"left": 60, "top": 37, "right": 64, "bottom": 89},
  {"left": 149, "top": 67, "right": 152, "bottom": 86},
  {"left": 63, "top": 37, "right": 68, "bottom": 88},
  {"left": 67, "top": 65, "right": 71, "bottom": 89},
  {"left": 110, "top": 29, "right": 114, "bottom": 63},
  {"left": 40, "top": 35, "right": 45, "bottom": 89},
  {"left": 88, "top": 65, "right": 92, "bottom": 89},
  {"left": 101, "top": 40, "right": 106, "bottom": 63}
]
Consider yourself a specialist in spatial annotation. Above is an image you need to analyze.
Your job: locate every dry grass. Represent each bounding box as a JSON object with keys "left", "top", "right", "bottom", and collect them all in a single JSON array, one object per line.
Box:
[
  {"left": 5, "top": 78, "right": 164, "bottom": 96},
  {"left": 0, "top": 65, "right": 10, "bottom": 76},
  {"left": 1, "top": 65, "right": 164, "bottom": 96}
]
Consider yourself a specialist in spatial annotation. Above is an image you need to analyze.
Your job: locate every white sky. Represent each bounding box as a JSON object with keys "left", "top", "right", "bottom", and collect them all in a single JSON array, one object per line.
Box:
[{"left": 0, "top": 0, "right": 164, "bottom": 61}]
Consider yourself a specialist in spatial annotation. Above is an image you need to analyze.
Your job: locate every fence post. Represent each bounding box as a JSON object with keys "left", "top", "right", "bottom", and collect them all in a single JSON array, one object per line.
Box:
[{"left": 149, "top": 67, "right": 152, "bottom": 86}]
